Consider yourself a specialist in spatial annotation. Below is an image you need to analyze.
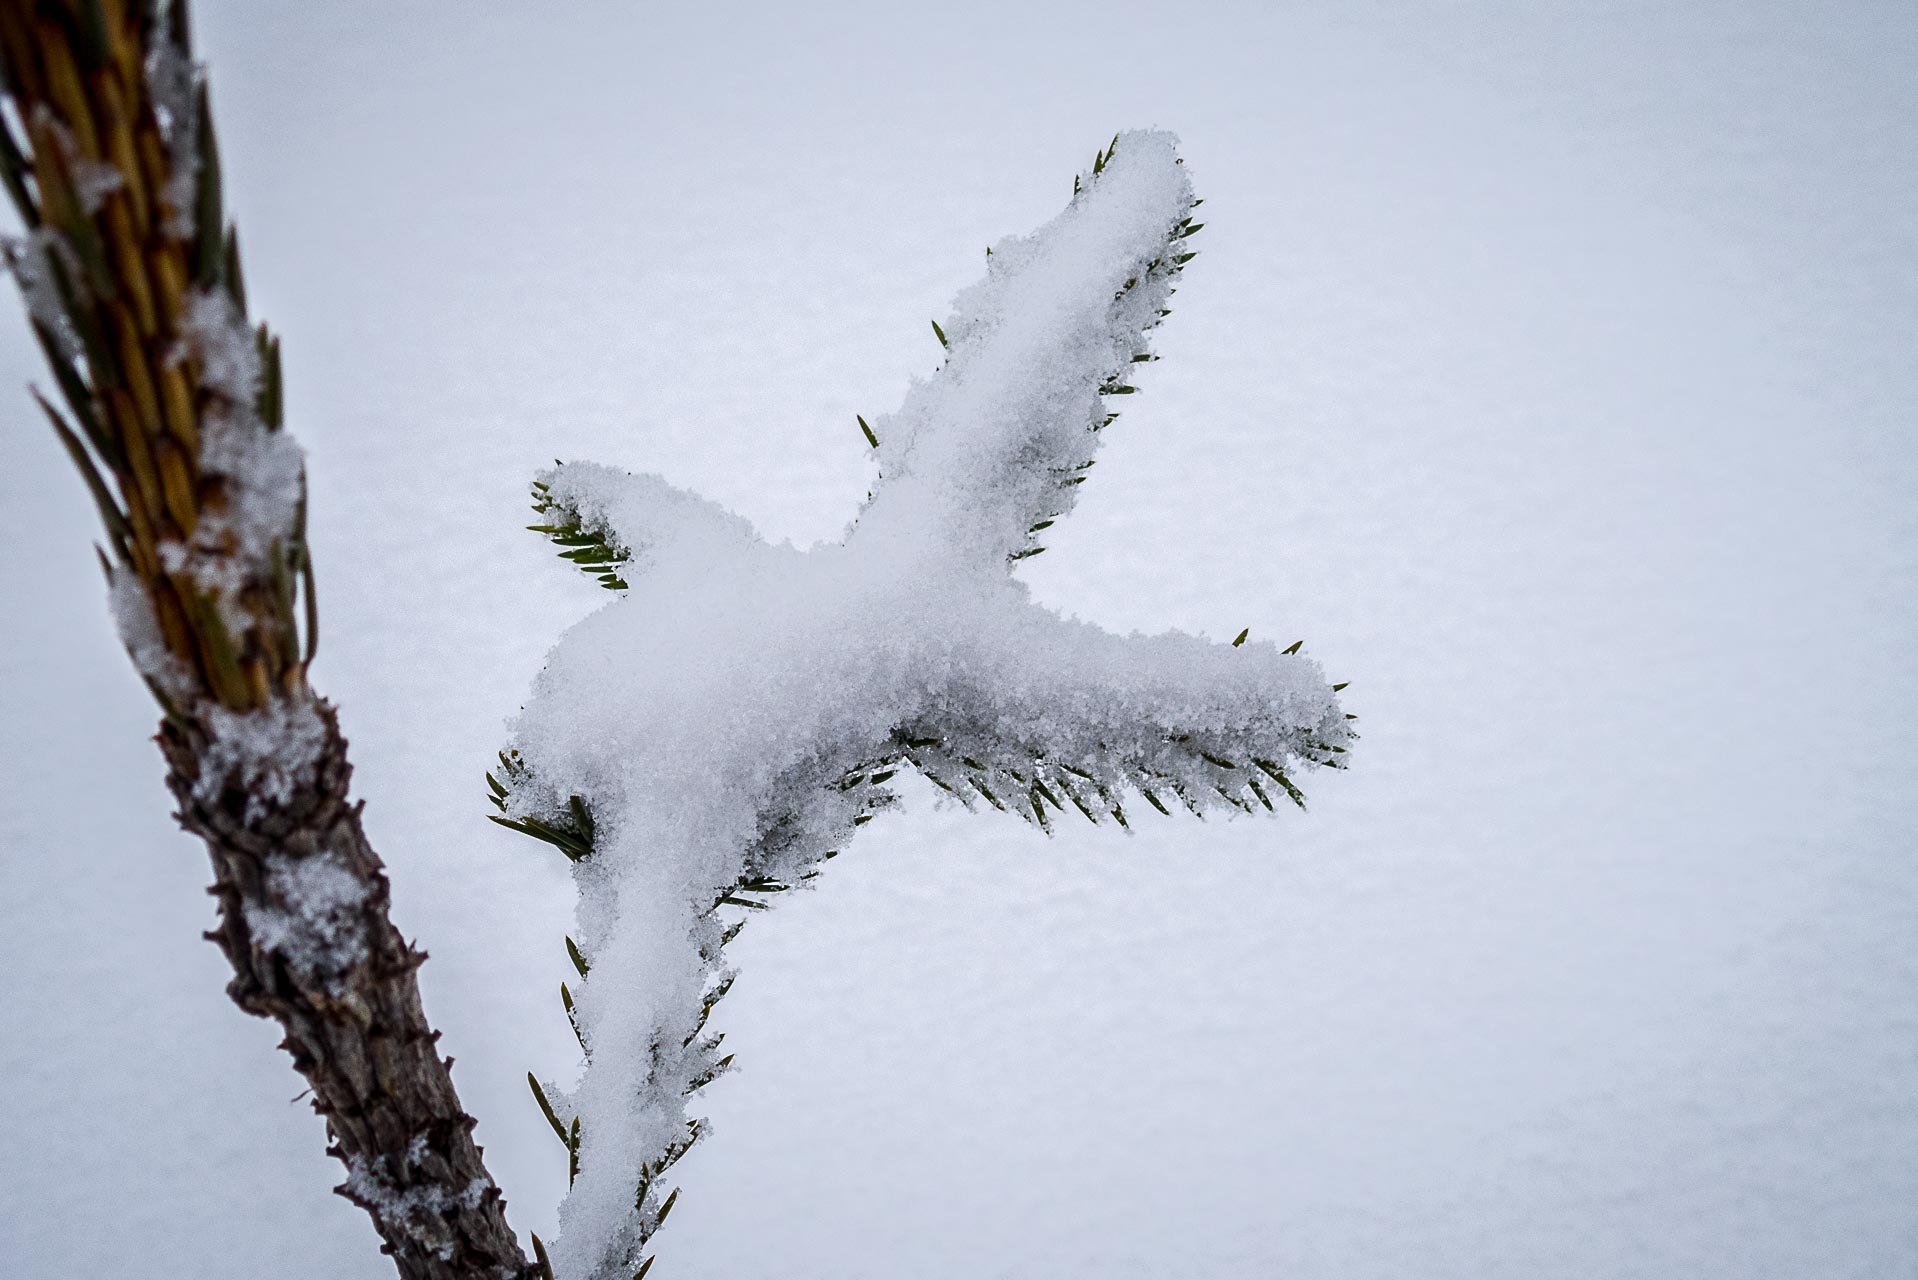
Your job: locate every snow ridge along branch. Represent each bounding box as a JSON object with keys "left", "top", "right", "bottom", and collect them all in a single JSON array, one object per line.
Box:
[
  {"left": 0, "top": 4, "right": 535, "bottom": 1276},
  {"left": 498, "top": 130, "right": 1353, "bottom": 1280}
]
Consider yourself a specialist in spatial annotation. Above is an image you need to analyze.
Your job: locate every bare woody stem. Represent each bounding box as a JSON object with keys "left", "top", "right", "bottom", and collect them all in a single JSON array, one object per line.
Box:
[
  {"left": 166, "top": 705, "right": 536, "bottom": 1278},
  {"left": 0, "top": 3, "right": 534, "bottom": 1275}
]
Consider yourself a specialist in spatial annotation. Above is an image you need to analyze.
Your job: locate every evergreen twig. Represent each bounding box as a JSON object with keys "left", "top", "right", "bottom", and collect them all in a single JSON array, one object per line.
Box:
[{"left": 487, "top": 134, "right": 1351, "bottom": 1276}]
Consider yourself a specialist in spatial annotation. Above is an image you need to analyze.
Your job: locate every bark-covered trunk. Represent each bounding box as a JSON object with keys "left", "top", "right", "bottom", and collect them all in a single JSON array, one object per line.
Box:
[{"left": 163, "top": 702, "right": 537, "bottom": 1279}]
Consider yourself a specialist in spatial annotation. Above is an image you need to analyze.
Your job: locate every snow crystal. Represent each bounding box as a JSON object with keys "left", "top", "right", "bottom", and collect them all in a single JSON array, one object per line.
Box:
[
  {"left": 106, "top": 567, "right": 195, "bottom": 703},
  {"left": 505, "top": 130, "right": 1349, "bottom": 1280}
]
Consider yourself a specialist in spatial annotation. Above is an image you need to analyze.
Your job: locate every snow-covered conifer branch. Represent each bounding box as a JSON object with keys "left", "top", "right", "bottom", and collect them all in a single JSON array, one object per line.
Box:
[
  {"left": 527, "top": 469, "right": 632, "bottom": 592},
  {"left": 497, "top": 129, "right": 1351, "bottom": 1279},
  {"left": 886, "top": 613, "right": 1350, "bottom": 829},
  {"left": 0, "top": 5, "right": 534, "bottom": 1275},
  {"left": 856, "top": 130, "right": 1202, "bottom": 568}
]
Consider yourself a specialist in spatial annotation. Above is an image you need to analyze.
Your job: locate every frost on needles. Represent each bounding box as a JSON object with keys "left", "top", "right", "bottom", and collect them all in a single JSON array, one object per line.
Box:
[{"left": 495, "top": 130, "right": 1352, "bottom": 1280}]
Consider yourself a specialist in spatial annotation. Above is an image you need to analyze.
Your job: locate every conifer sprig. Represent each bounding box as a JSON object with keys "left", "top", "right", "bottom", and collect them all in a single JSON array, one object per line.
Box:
[
  {"left": 529, "top": 473, "right": 631, "bottom": 591},
  {"left": 0, "top": 0, "right": 307, "bottom": 714},
  {"left": 488, "top": 134, "right": 1348, "bottom": 1279},
  {"left": 493, "top": 765, "right": 738, "bottom": 1280}
]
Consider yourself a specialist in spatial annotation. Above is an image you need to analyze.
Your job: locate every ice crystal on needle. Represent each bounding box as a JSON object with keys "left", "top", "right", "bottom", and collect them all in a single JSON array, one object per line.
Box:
[{"left": 498, "top": 131, "right": 1351, "bottom": 1279}]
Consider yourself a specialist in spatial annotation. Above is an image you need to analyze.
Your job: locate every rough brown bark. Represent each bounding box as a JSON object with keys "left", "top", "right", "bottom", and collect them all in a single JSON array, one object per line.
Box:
[{"left": 161, "top": 700, "right": 537, "bottom": 1279}]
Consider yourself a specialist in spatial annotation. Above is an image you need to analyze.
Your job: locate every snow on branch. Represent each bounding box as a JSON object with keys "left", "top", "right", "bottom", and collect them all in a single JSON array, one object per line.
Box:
[
  {"left": 527, "top": 462, "right": 760, "bottom": 594},
  {"left": 894, "top": 607, "right": 1348, "bottom": 829},
  {"left": 858, "top": 129, "right": 1199, "bottom": 567},
  {"left": 500, "top": 129, "right": 1350, "bottom": 1280}
]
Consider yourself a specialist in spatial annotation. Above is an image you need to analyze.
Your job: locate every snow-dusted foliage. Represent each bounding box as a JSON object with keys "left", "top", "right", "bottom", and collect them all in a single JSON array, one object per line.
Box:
[
  {"left": 106, "top": 565, "right": 196, "bottom": 704},
  {"left": 162, "top": 287, "right": 306, "bottom": 630},
  {"left": 65, "top": 29, "right": 325, "bottom": 972},
  {"left": 498, "top": 130, "right": 1351, "bottom": 1279},
  {"left": 3, "top": 228, "right": 83, "bottom": 360},
  {"left": 144, "top": 29, "right": 201, "bottom": 240}
]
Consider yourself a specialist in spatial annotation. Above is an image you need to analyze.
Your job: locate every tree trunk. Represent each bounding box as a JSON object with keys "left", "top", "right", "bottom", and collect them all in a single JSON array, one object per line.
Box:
[{"left": 163, "top": 702, "right": 538, "bottom": 1278}]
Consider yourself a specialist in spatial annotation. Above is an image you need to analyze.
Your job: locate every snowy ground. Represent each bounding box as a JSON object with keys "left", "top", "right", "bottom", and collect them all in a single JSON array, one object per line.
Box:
[{"left": 2, "top": 2, "right": 1913, "bottom": 1277}]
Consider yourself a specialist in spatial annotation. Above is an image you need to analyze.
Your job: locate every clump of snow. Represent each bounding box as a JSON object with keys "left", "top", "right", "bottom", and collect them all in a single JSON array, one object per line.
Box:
[
  {"left": 68, "top": 155, "right": 124, "bottom": 215},
  {"left": 340, "top": 1145, "right": 491, "bottom": 1262},
  {"left": 243, "top": 845, "right": 368, "bottom": 985},
  {"left": 167, "top": 288, "right": 304, "bottom": 629},
  {"left": 179, "top": 288, "right": 260, "bottom": 405},
  {"left": 534, "top": 461, "right": 759, "bottom": 576},
  {"left": 106, "top": 566, "right": 196, "bottom": 703},
  {"left": 144, "top": 33, "right": 201, "bottom": 240},
  {"left": 503, "top": 131, "right": 1349, "bottom": 1280},
  {"left": 2, "top": 228, "right": 83, "bottom": 361},
  {"left": 195, "top": 696, "right": 328, "bottom": 820},
  {"left": 195, "top": 390, "right": 302, "bottom": 562}
]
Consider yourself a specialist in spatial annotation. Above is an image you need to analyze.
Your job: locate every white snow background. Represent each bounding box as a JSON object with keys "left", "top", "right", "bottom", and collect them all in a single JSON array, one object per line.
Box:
[{"left": 2, "top": 2, "right": 1913, "bottom": 1277}]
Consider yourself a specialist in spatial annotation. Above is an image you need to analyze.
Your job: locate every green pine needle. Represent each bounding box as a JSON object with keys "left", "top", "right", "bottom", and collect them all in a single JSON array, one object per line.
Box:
[{"left": 528, "top": 1072, "right": 567, "bottom": 1146}]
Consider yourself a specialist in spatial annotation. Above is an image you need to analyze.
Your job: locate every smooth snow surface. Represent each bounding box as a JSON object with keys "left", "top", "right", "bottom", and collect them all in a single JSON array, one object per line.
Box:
[{"left": 2, "top": 3, "right": 1914, "bottom": 1279}]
